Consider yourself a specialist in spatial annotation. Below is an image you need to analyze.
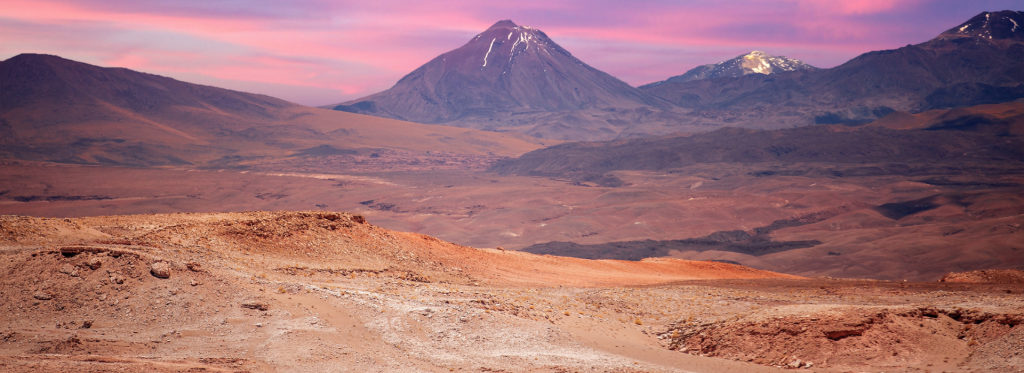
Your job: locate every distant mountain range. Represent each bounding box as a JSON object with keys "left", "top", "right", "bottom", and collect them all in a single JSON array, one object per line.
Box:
[
  {"left": 336, "top": 11, "right": 1024, "bottom": 140},
  {"left": 641, "top": 51, "right": 817, "bottom": 87},
  {"left": 3, "top": 11, "right": 1021, "bottom": 149},
  {"left": 0, "top": 54, "right": 547, "bottom": 167},
  {"left": 640, "top": 10, "right": 1024, "bottom": 126}
]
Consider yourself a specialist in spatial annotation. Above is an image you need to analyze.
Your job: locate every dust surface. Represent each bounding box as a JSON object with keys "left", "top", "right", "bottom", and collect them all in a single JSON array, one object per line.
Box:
[{"left": 2, "top": 212, "right": 1022, "bottom": 372}]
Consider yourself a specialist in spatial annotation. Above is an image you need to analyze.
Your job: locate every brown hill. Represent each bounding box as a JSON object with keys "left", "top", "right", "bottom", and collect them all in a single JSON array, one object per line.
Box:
[
  {"left": 490, "top": 125, "right": 1024, "bottom": 182},
  {"left": 331, "top": 20, "right": 687, "bottom": 141},
  {"left": 0, "top": 54, "right": 549, "bottom": 167},
  {"left": 869, "top": 101, "right": 1024, "bottom": 135},
  {"left": 0, "top": 211, "right": 798, "bottom": 288},
  {"left": 640, "top": 10, "right": 1024, "bottom": 127}
]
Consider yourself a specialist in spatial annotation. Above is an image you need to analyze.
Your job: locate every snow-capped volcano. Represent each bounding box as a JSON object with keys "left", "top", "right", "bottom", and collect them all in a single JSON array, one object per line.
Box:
[
  {"left": 937, "top": 10, "right": 1024, "bottom": 41},
  {"left": 643, "top": 51, "right": 816, "bottom": 87},
  {"left": 332, "top": 20, "right": 667, "bottom": 126}
]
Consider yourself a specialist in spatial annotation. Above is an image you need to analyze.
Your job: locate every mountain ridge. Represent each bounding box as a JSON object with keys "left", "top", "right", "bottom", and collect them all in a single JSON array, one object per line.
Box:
[
  {"left": 0, "top": 53, "right": 549, "bottom": 166},
  {"left": 641, "top": 51, "right": 817, "bottom": 88},
  {"left": 334, "top": 12, "right": 1024, "bottom": 139},
  {"left": 639, "top": 10, "right": 1024, "bottom": 126}
]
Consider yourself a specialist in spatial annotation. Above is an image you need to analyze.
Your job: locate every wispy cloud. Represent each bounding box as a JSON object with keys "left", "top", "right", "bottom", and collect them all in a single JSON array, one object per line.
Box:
[{"left": 1, "top": 0, "right": 1017, "bottom": 105}]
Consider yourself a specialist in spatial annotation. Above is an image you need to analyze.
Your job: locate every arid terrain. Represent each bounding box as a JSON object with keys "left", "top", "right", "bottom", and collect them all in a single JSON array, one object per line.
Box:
[
  {"left": 4, "top": 147, "right": 1023, "bottom": 282},
  {"left": 2, "top": 211, "right": 1022, "bottom": 373},
  {"left": 3, "top": 10, "right": 1024, "bottom": 372}
]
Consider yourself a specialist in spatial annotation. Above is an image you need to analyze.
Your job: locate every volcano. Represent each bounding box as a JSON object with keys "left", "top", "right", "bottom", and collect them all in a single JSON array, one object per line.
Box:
[
  {"left": 332, "top": 20, "right": 680, "bottom": 141},
  {"left": 641, "top": 10, "right": 1024, "bottom": 127},
  {"left": 642, "top": 51, "right": 817, "bottom": 87}
]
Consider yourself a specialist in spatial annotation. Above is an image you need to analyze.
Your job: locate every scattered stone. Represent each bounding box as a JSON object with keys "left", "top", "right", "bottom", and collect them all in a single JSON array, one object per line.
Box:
[
  {"left": 190, "top": 279, "right": 201, "bottom": 286},
  {"left": 81, "top": 321, "right": 92, "bottom": 329},
  {"left": 109, "top": 274, "right": 125, "bottom": 284},
  {"left": 186, "top": 262, "right": 202, "bottom": 272},
  {"left": 33, "top": 292, "right": 52, "bottom": 300},
  {"left": 151, "top": 261, "right": 171, "bottom": 278},
  {"left": 1, "top": 332, "right": 17, "bottom": 342},
  {"left": 88, "top": 257, "right": 103, "bottom": 270},
  {"left": 940, "top": 269, "right": 1024, "bottom": 284},
  {"left": 788, "top": 359, "right": 802, "bottom": 369},
  {"left": 59, "top": 264, "right": 79, "bottom": 277},
  {"left": 241, "top": 302, "right": 269, "bottom": 311},
  {"left": 255, "top": 323, "right": 263, "bottom": 327}
]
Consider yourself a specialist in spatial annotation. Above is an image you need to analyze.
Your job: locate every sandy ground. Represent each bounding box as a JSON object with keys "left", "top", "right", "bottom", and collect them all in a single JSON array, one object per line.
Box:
[{"left": 2, "top": 211, "right": 1022, "bottom": 372}]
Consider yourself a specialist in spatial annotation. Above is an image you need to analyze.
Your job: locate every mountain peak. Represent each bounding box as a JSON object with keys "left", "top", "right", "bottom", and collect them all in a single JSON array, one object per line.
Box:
[
  {"left": 333, "top": 20, "right": 671, "bottom": 140},
  {"left": 488, "top": 20, "right": 518, "bottom": 30},
  {"left": 644, "top": 51, "right": 816, "bottom": 87},
  {"left": 938, "top": 10, "right": 1024, "bottom": 41}
]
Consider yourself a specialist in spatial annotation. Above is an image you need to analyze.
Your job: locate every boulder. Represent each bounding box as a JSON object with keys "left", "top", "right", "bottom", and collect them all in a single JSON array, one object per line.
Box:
[{"left": 151, "top": 262, "right": 171, "bottom": 279}]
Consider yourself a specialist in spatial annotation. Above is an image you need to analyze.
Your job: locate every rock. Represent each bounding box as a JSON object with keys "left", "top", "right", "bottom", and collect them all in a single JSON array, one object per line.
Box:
[
  {"left": 81, "top": 320, "right": 92, "bottom": 329},
  {"left": 33, "top": 292, "right": 52, "bottom": 300},
  {"left": 190, "top": 279, "right": 201, "bottom": 286},
  {"left": 59, "top": 264, "right": 79, "bottom": 277},
  {"left": 788, "top": 359, "right": 802, "bottom": 369},
  {"left": 186, "top": 262, "right": 202, "bottom": 272},
  {"left": 151, "top": 261, "right": 171, "bottom": 278},
  {"left": 256, "top": 323, "right": 263, "bottom": 327},
  {"left": 88, "top": 257, "right": 102, "bottom": 270},
  {"left": 825, "top": 327, "right": 865, "bottom": 340},
  {"left": 109, "top": 274, "right": 125, "bottom": 284},
  {"left": 241, "top": 302, "right": 269, "bottom": 311}
]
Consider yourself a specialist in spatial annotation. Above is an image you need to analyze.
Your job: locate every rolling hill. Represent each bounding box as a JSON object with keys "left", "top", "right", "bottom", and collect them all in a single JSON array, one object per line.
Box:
[
  {"left": 0, "top": 54, "right": 550, "bottom": 167},
  {"left": 489, "top": 123, "right": 1024, "bottom": 182}
]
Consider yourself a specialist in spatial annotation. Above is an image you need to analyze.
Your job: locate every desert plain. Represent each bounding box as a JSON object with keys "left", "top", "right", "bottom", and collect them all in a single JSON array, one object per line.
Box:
[{"left": 2, "top": 154, "right": 1024, "bottom": 373}]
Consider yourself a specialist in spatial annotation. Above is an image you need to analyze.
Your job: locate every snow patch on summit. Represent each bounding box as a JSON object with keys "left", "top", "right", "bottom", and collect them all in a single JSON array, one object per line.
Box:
[
  {"left": 483, "top": 38, "right": 496, "bottom": 67},
  {"left": 648, "top": 50, "right": 817, "bottom": 86}
]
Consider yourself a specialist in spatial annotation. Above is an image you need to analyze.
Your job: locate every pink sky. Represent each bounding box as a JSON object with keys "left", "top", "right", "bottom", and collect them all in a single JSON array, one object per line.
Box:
[{"left": 1, "top": 0, "right": 1018, "bottom": 106}]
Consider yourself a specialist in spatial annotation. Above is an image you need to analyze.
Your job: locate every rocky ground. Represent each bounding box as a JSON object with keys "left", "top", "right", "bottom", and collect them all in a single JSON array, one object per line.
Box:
[{"left": 1, "top": 212, "right": 1022, "bottom": 372}]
